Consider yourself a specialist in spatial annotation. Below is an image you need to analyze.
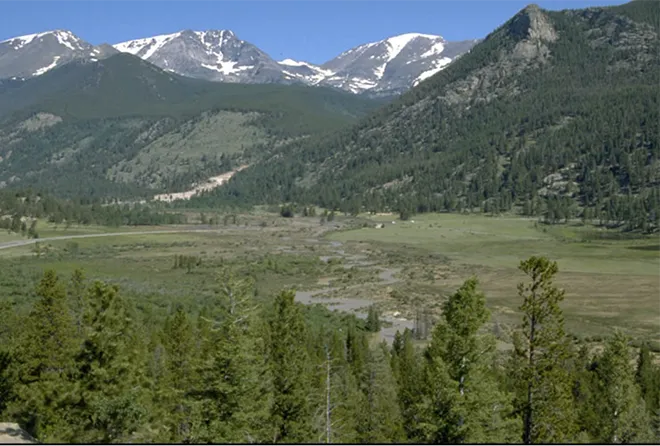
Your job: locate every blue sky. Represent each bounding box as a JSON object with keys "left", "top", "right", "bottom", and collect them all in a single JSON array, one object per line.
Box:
[{"left": 2, "top": 0, "right": 627, "bottom": 64}]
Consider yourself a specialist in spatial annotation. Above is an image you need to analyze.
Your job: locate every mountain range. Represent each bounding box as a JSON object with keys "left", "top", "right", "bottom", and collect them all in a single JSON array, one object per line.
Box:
[
  {"left": 195, "top": 0, "right": 659, "bottom": 231},
  {"left": 0, "top": 0, "right": 657, "bottom": 232},
  {"left": 0, "top": 28, "right": 478, "bottom": 96}
]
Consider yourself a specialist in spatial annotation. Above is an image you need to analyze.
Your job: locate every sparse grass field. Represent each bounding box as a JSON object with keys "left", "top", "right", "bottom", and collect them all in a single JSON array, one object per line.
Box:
[
  {"left": 0, "top": 215, "right": 362, "bottom": 319},
  {"left": 2, "top": 211, "right": 658, "bottom": 346},
  {"left": 329, "top": 213, "right": 660, "bottom": 343}
]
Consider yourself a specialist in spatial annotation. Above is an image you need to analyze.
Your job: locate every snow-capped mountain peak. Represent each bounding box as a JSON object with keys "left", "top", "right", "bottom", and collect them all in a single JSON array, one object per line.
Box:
[
  {"left": 383, "top": 33, "right": 444, "bottom": 61},
  {"left": 0, "top": 28, "right": 478, "bottom": 96},
  {"left": 316, "top": 32, "right": 475, "bottom": 95},
  {"left": 112, "top": 29, "right": 285, "bottom": 83},
  {"left": 1, "top": 30, "right": 86, "bottom": 51},
  {"left": 0, "top": 29, "right": 118, "bottom": 79}
]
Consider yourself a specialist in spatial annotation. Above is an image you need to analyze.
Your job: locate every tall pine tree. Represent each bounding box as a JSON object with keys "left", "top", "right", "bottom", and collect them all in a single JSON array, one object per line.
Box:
[
  {"left": 268, "top": 289, "right": 313, "bottom": 443},
  {"left": 8, "top": 270, "right": 80, "bottom": 443},
  {"left": 593, "top": 330, "right": 653, "bottom": 443},
  {"left": 510, "top": 257, "right": 577, "bottom": 444},
  {"left": 419, "top": 278, "right": 518, "bottom": 443},
  {"left": 74, "top": 281, "right": 146, "bottom": 443}
]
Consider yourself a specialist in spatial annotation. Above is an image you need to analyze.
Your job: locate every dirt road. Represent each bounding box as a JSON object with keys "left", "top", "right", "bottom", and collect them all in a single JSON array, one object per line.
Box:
[{"left": 0, "top": 229, "right": 222, "bottom": 251}]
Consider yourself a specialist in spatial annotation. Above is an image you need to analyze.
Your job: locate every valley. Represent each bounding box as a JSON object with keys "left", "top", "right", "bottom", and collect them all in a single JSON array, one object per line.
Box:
[
  {"left": 2, "top": 210, "right": 657, "bottom": 345},
  {"left": 0, "top": 0, "right": 658, "bottom": 443}
]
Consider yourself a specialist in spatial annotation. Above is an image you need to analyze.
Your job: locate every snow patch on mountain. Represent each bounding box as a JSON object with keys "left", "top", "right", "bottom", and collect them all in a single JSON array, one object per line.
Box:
[
  {"left": 54, "top": 31, "right": 80, "bottom": 51},
  {"left": 420, "top": 41, "right": 446, "bottom": 58},
  {"left": 279, "top": 58, "right": 307, "bottom": 67},
  {"left": 1, "top": 32, "right": 50, "bottom": 49},
  {"left": 32, "top": 56, "right": 61, "bottom": 76},
  {"left": 202, "top": 61, "right": 253, "bottom": 75},
  {"left": 384, "top": 33, "right": 439, "bottom": 61},
  {"left": 113, "top": 32, "right": 182, "bottom": 59},
  {"left": 0, "top": 27, "right": 476, "bottom": 95},
  {"left": 414, "top": 57, "right": 452, "bottom": 85}
]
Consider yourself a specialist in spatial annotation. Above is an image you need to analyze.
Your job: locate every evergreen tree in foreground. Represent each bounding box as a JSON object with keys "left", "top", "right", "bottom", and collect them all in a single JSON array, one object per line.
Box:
[
  {"left": 199, "top": 269, "right": 273, "bottom": 443},
  {"left": 391, "top": 328, "right": 424, "bottom": 442},
  {"left": 593, "top": 330, "right": 653, "bottom": 443},
  {"left": 269, "top": 290, "right": 313, "bottom": 443},
  {"left": 74, "top": 281, "right": 146, "bottom": 443},
  {"left": 355, "top": 342, "right": 405, "bottom": 443},
  {"left": 419, "top": 278, "right": 518, "bottom": 443},
  {"left": 8, "top": 270, "right": 80, "bottom": 443},
  {"left": 510, "top": 257, "right": 577, "bottom": 444}
]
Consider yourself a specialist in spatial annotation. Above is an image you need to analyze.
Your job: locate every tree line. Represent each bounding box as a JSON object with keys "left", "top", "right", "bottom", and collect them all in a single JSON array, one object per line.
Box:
[
  {"left": 0, "top": 256, "right": 658, "bottom": 443},
  {"left": 0, "top": 189, "right": 186, "bottom": 230}
]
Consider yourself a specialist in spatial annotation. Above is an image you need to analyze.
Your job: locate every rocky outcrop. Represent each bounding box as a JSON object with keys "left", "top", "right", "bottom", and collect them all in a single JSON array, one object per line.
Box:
[{"left": 0, "top": 423, "right": 36, "bottom": 444}]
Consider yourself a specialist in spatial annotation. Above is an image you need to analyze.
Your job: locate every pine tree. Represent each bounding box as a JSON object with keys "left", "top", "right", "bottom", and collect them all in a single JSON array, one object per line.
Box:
[
  {"left": 8, "top": 270, "right": 80, "bottom": 443},
  {"left": 391, "top": 328, "right": 423, "bottom": 442},
  {"left": 356, "top": 342, "right": 405, "bottom": 443},
  {"left": 636, "top": 342, "right": 660, "bottom": 418},
  {"left": 346, "top": 322, "right": 368, "bottom": 382},
  {"left": 419, "top": 278, "right": 518, "bottom": 443},
  {"left": 0, "top": 301, "right": 16, "bottom": 416},
  {"left": 571, "top": 343, "right": 600, "bottom": 441},
  {"left": 74, "top": 281, "right": 146, "bottom": 443},
  {"left": 511, "top": 257, "right": 577, "bottom": 444},
  {"left": 156, "top": 306, "right": 197, "bottom": 442},
  {"left": 68, "top": 268, "right": 86, "bottom": 335},
  {"left": 593, "top": 331, "right": 653, "bottom": 443},
  {"left": 268, "top": 289, "right": 313, "bottom": 443},
  {"left": 196, "top": 269, "right": 273, "bottom": 443},
  {"left": 314, "top": 335, "right": 362, "bottom": 444},
  {"left": 365, "top": 305, "right": 381, "bottom": 332}
]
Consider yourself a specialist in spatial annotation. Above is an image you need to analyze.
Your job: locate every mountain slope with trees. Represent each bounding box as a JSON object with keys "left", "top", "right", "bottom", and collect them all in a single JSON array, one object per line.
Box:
[
  {"left": 0, "top": 54, "right": 382, "bottom": 199},
  {"left": 204, "top": 0, "right": 659, "bottom": 232}
]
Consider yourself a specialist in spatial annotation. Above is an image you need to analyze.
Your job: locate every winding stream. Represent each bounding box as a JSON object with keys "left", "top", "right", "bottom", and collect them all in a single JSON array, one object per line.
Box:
[{"left": 294, "top": 241, "right": 413, "bottom": 343}]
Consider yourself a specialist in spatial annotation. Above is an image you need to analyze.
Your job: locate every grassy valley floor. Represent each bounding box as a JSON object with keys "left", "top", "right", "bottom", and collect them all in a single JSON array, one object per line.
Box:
[{"left": 1, "top": 211, "right": 658, "bottom": 347}]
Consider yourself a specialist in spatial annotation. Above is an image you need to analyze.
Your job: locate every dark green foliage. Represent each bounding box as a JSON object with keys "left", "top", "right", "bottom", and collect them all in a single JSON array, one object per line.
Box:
[
  {"left": 268, "top": 290, "right": 313, "bottom": 443},
  {"left": 157, "top": 306, "right": 196, "bottom": 442},
  {"left": 590, "top": 330, "right": 653, "bottom": 443},
  {"left": 173, "top": 255, "right": 202, "bottom": 273},
  {"left": 355, "top": 343, "right": 405, "bottom": 443},
  {"left": 637, "top": 342, "right": 660, "bottom": 418},
  {"left": 365, "top": 305, "right": 381, "bottom": 332},
  {"left": 7, "top": 270, "right": 80, "bottom": 442},
  {"left": 0, "top": 254, "right": 657, "bottom": 444},
  {"left": 391, "top": 328, "right": 424, "bottom": 441},
  {"left": 418, "top": 278, "right": 518, "bottom": 443},
  {"left": 74, "top": 281, "right": 146, "bottom": 443},
  {"left": 611, "top": 0, "right": 660, "bottom": 29},
  {"left": 280, "top": 204, "right": 295, "bottom": 218}
]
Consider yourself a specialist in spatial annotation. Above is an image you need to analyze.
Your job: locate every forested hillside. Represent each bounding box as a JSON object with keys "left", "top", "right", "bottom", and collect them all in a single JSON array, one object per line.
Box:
[
  {"left": 201, "top": 0, "right": 659, "bottom": 232},
  {"left": 0, "top": 259, "right": 658, "bottom": 443},
  {"left": 0, "top": 54, "right": 381, "bottom": 199}
]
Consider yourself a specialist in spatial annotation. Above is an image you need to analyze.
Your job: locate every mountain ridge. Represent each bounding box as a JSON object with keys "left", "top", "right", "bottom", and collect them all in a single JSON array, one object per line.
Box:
[{"left": 0, "top": 27, "right": 478, "bottom": 96}]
